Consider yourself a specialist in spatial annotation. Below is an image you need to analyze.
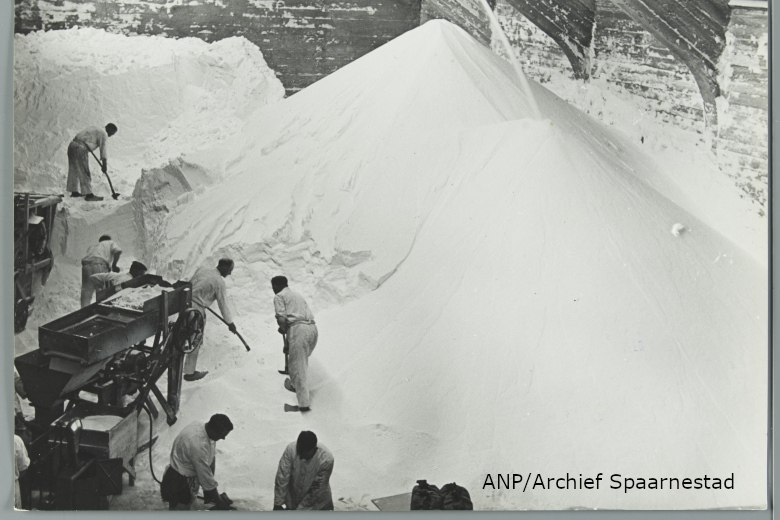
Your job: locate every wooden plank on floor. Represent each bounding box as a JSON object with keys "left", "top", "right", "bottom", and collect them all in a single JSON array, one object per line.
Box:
[{"left": 371, "top": 492, "right": 412, "bottom": 511}]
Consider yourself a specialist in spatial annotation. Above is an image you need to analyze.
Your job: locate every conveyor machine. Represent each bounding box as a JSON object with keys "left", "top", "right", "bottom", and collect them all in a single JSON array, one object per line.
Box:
[
  {"left": 14, "top": 192, "right": 62, "bottom": 332},
  {"left": 15, "top": 274, "right": 204, "bottom": 510}
]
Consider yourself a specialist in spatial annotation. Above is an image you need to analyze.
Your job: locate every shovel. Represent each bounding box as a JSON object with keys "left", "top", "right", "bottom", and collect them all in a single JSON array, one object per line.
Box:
[
  {"left": 87, "top": 148, "right": 120, "bottom": 199},
  {"left": 279, "top": 333, "right": 289, "bottom": 375},
  {"left": 205, "top": 307, "right": 251, "bottom": 351}
]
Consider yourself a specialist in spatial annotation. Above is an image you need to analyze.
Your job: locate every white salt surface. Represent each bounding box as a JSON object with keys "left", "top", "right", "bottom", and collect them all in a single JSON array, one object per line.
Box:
[
  {"left": 81, "top": 415, "right": 122, "bottom": 432},
  {"left": 14, "top": 21, "right": 766, "bottom": 511},
  {"left": 104, "top": 285, "right": 174, "bottom": 311},
  {"left": 517, "top": 67, "right": 767, "bottom": 265}
]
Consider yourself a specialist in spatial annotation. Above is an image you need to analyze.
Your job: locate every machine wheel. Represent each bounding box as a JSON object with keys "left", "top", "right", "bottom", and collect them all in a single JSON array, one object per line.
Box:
[
  {"left": 173, "top": 308, "right": 204, "bottom": 354},
  {"left": 14, "top": 298, "right": 31, "bottom": 333},
  {"left": 29, "top": 221, "right": 48, "bottom": 257}
]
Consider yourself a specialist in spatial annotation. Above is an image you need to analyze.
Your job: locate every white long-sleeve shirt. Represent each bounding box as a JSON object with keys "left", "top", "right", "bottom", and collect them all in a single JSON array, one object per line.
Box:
[
  {"left": 73, "top": 126, "right": 109, "bottom": 160},
  {"left": 274, "top": 442, "right": 334, "bottom": 510},
  {"left": 274, "top": 287, "right": 315, "bottom": 326},
  {"left": 169, "top": 421, "right": 218, "bottom": 491},
  {"left": 189, "top": 267, "right": 233, "bottom": 323}
]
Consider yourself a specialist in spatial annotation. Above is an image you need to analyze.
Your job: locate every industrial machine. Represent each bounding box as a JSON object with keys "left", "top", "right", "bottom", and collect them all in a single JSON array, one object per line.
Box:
[
  {"left": 15, "top": 275, "right": 204, "bottom": 510},
  {"left": 14, "top": 192, "right": 62, "bottom": 333}
]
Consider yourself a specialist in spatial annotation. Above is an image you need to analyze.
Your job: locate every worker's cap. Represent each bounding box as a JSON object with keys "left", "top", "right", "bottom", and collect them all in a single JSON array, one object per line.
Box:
[
  {"left": 130, "top": 261, "right": 147, "bottom": 272},
  {"left": 296, "top": 431, "right": 317, "bottom": 455}
]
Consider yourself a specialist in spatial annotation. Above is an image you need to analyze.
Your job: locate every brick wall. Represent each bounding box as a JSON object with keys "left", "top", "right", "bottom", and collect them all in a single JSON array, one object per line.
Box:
[
  {"left": 591, "top": 1, "right": 707, "bottom": 130},
  {"left": 495, "top": 0, "right": 706, "bottom": 130},
  {"left": 489, "top": 0, "right": 767, "bottom": 208},
  {"left": 14, "top": 0, "right": 422, "bottom": 96},
  {"left": 715, "top": 6, "right": 768, "bottom": 209},
  {"left": 14, "top": 0, "right": 768, "bottom": 207},
  {"left": 420, "top": 0, "right": 490, "bottom": 45}
]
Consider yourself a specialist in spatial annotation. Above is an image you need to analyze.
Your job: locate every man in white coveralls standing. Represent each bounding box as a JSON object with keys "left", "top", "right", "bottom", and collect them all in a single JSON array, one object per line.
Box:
[
  {"left": 184, "top": 259, "right": 238, "bottom": 381},
  {"left": 272, "top": 276, "right": 318, "bottom": 412},
  {"left": 67, "top": 123, "right": 117, "bottom": 201},
  {"left": 274, "top": 431, "right": 334, "bottom": 510}
]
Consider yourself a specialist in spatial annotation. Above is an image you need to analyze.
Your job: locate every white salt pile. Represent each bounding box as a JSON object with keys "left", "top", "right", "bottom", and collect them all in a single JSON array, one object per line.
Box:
[
  {"left": 14, "top": 28, "right": 285, "bottom": 195},
  {"left": 126, "top": 20, "right": 764, "bottom": 510},
  {"left": 524, "top": 67, "right": 767, "bottom": 264}
]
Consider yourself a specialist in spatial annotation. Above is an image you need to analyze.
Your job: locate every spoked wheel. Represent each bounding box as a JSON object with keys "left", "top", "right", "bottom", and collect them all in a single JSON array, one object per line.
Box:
[
  {"left": 14, "top": 298, "right": 32, "bottom": 334},
  {"left": 173, "top": 308, "right": 204, "bottom": 354},
  {"left": 29, "top": 221, "right": 48, "bottom": 257}
]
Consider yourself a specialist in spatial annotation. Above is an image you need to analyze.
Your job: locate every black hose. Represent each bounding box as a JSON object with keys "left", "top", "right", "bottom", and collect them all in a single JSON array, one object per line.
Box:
[{"left": 142, "top": 404, "right": 163, "bottom": 484}]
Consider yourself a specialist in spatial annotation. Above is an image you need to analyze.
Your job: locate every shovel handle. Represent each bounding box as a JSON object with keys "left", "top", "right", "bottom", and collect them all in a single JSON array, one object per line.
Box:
[
  {"left": 283, "top": 334, "right": 289, "bottom": 370},
  {"left": 86, "top": 148, "right": 120, "bottom": 198},
  {"left": 205, "top": 306, "right": 251, "bottom": 351}
]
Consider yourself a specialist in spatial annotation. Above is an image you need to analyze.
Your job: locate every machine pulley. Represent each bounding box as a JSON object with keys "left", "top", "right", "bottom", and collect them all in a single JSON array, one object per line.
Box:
[{"left": 172, "top": 308, "right": 204, "bottom": 354}]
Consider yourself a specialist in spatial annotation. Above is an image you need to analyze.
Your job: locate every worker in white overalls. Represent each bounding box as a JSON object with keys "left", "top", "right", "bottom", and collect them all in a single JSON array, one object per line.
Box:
[
  {"left": 272, "top": 276, "right": 318, "bottom": 412},
  {"left": 67, "top": 124, "right": 117, "bottom": 201},
  {"left": 184, "top": 259, "right": 237, "bottom": 381},
  {"left": 274, "top": 431, "right": 334, "bottom": 510}
]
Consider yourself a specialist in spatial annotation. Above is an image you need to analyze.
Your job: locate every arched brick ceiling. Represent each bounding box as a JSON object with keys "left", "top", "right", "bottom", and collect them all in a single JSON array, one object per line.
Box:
[
  {"left": 608, "top": 0, "right": 730, "bottom": 123},
  {"left": 502, "top": 0, "right": 596, "bottom": 80},
  {"left": 504, "top": 0, "right": 731, "bottom": 123}
]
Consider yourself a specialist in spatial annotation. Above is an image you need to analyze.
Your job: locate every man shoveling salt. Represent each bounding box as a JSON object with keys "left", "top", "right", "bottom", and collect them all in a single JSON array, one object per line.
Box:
[
  {"left": 67, "top": 123, "right": 117, "bottom": 201},
  {"left": 184, "top": 258, "right": 239, "bottom": 382},
  {"left": 272, "top": 276, "right": 318, "bottom": 413}
]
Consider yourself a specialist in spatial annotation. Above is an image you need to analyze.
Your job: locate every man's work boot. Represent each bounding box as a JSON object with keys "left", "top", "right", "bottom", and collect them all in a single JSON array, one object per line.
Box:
[
  {"left": 298, "top": 407, "right": 311, "bottom": 412},
  {"left": 84, "top": 194, "right": 104, "bottom": 202},
  {"left": 71, "top": 192, "right": 82, "bottom": 197},
  {"left": 183, "top": 371, "right": 208, "bottom": 382}
]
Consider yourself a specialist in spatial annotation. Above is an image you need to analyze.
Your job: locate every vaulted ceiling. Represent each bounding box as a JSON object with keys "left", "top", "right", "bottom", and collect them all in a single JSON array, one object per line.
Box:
[
  {"left": 502, "top": 0, "right": 596, "bottom": 80},
  {"left": 504, "top": 0, "right": 731, "bottom": 125}
]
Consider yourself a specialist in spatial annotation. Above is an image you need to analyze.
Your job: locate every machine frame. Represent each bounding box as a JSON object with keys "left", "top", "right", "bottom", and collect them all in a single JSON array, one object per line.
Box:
[
  {"left": 15, "top": 278, "right": 203, "bottom": 510},
  {"left": 13, "top": 192, "right": 62, "bottom": 333}
]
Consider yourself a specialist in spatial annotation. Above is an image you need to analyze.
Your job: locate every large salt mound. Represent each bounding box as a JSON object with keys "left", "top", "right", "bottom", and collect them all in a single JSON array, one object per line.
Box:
[
  {"left": 144, "top": 20, "right": 765, "bottom": 510},
  {"left": 12, "top": 28, "right": 284, "bottom": 337},
  {"left": 14, "top": 28, "right": 285, "bottom": 194}
]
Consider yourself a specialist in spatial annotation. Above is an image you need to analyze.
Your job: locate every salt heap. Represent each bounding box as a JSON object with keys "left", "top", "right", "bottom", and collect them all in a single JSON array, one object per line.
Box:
[
  {"left": 12, "top": 28, "right": 285, "bottom": 329},
  {"left": 14, "top": 28, "right": 285, "bottom": 194},
  {"left": 142, "top": 20, "right": 765, "bottom": 510}
]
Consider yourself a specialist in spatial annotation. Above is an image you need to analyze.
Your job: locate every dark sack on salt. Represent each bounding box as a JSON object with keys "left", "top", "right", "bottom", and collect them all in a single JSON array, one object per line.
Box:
[
  {"left": 440, "top": 482, "right": 473, "bottom": 510},
  {"left": 410, "top": 480, "right": 444, "bottom": 510}
]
